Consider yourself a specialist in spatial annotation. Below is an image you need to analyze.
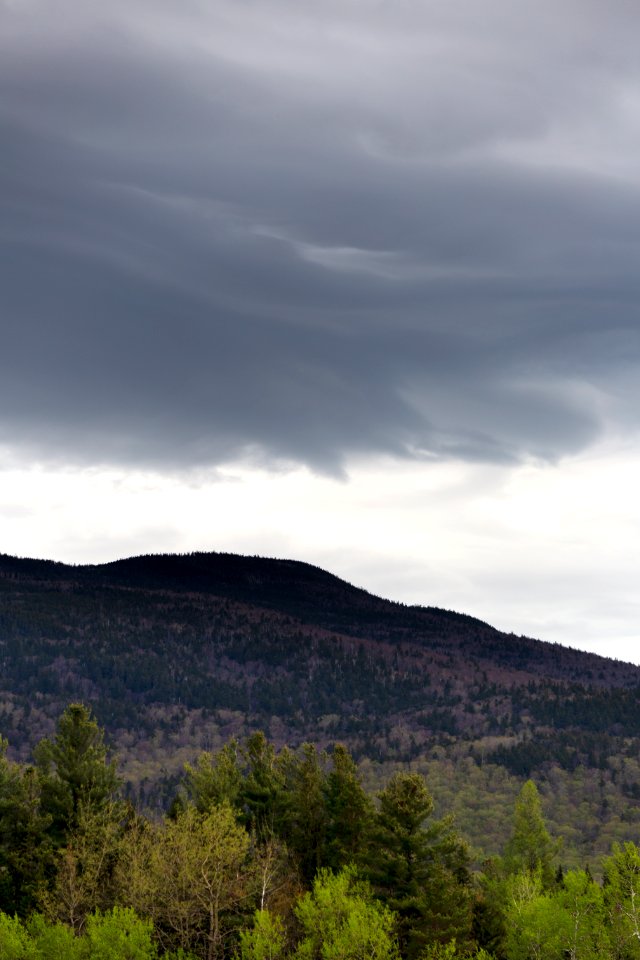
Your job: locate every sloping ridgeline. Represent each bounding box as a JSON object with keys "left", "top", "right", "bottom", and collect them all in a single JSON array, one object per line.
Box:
[{"left": 1, "top": 550, "right": 640, "bottom": 862}]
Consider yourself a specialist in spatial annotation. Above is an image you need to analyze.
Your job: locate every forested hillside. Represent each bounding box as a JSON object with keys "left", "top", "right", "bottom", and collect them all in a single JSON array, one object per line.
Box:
[
  {"left": 2, "top": 703, "right": 640, "bottom": 960},
  {"left": 1, "top": 551, "right": 640, "bottom": 864}
]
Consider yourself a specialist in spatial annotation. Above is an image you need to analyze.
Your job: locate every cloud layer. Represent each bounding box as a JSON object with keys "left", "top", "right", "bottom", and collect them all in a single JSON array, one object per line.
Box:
[{"left": 3, "top": 0, "right": 640, "bottom": 472}]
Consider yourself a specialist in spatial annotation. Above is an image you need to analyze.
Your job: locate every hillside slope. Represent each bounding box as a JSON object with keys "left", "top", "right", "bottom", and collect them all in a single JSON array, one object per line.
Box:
[{"left": 1, "top": 550, "right": 640, "bottom": 863}]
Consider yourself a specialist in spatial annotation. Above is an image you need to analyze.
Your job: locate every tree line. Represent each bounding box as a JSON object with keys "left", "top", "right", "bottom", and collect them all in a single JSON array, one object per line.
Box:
[{"left": 1, "top": 704, "right": 640, "bottom": 959}]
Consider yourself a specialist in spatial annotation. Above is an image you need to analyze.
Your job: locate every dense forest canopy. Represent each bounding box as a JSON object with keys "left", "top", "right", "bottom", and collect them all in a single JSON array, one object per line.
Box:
[
  {"left": 1, "top": 704, "right": 640, "bottom": 960},
  {"left": 2, "top": 553, "right": 640, "bottom": 957},
  {"left": 2, "top": 551, "right": 640, "bottom": 869}
]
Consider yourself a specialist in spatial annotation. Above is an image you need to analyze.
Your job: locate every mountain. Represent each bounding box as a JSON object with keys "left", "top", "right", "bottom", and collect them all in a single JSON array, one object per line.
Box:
[{"left": 2, "top": 550, "right": 640, "bottom": 864}]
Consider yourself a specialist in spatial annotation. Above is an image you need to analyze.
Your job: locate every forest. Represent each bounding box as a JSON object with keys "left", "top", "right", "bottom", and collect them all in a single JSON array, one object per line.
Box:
[
  {"left": 4, "top": 550, "right": 640, "bottom": 871},
  {"left": 1, "top": 703, "right": 640, "bottom": 960}
]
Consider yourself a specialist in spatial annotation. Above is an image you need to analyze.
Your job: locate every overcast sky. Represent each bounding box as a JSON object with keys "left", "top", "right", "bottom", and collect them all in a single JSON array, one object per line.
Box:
[{"left": 3, "top": 0, "right": 640, "bottom": 663}]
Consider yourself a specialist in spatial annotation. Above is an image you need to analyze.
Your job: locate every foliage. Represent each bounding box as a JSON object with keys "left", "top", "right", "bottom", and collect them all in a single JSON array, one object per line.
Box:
[
  {"left": 35, "top": 704, "right": 120, "bottom": 845},
  {"left": 503, "top": 780, "right": 560, "bottom": 887},
  {"left": 84, "top": 907, "right": 157, "bottom": 959},
  {"left": 293, "top": 866, "right": 398, "bottom": 960},
  {"left": 238, "top": 910, "right": 286, "bottom": 960},
  {"left": 183, "top": 744, "right": 242, "bottom": 813},
  {"left": 120, "top": 802, "right": 253, "bottom": 960},
  {"left": 0, "top": 743, "right": 51, "bottom": 917},
  {"left": 602, "top": 841, "right": 640, "bottom": 958},
  {"left": 4, "top": 705, "right": 640, "bottom": 960},
  {"left": 4, "top": 550, "right": 640, "bottom": 875},
  {"left": 38, "top": 800, "right": 126, "bottom": 931},
  {"left": 365, "top": 773, "right": 473, "bottom": 958}
]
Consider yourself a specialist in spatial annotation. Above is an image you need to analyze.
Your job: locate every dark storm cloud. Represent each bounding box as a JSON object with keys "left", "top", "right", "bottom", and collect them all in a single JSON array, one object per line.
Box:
[{"left": 3, "top": 0, "right": 640, "bottom": 472}]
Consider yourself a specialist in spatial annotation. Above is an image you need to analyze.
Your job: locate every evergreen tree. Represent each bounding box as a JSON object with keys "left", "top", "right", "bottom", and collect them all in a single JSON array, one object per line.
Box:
[
  {"left": 503, "top": 780, "right": 559, "bottom": 888},
  {"left": 473, "top": 859, "right": 508, "bottom": 958},
  {"left": 35, "top": 704, "right": 120, "bottom": 844},
  {"left": 323, "top": 744, "right": 373, "bottom": 872},
  {"left": 0, "top": 745, "right": 51, "bottom": 916},
  {"left": 183, "top": 741, "right": 243, "bottom": 814},
  {"left": 365, "top": 772, "right": 473, "bottom": 958},
  {"left": 240, "top": 733, "right": 287, "bottom": 843},
  {"left": 281, "top": 744, "right": 328, "bottom": 887}
]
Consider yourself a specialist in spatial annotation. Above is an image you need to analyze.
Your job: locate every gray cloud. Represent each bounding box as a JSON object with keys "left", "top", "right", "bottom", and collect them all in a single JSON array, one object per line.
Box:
[{"left": 3, "top": 0, "right": 640, "bottom": 472}]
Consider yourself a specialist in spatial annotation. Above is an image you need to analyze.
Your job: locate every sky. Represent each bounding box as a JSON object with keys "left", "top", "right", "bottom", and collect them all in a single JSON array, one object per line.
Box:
[{"left": 3, "top": 0, "right": 640, "bottom": 664}]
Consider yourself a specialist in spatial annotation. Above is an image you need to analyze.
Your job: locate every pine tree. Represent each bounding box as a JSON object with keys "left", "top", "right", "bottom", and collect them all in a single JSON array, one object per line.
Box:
[
  {"left": 365, "top": 772, "right": 472, "bottom": 958},
  {"left": 240, "top": 733, "right": 287, "bottom": 843},
  {"left": 35, "top": 703, "right": 121, "bottom": 844},
  {"left": 183, "top": 740, "right": 243, "bottom": 813},
  {"left": 281, "top": 744, "right": 328, "bottom": 887},
  {"left": 0, "top": 743, "right": 51, "bottom": 915},
  {"left": 323, "top": 744, "right": 373, "bottom": 872},
  {"left": 503, "top": 780, "right": 559, "bottom": 888}
]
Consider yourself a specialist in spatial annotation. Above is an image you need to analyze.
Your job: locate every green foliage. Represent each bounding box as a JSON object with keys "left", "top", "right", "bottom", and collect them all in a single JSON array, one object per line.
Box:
[
  {"left": 183, "top": 743, "right": 242, "bottom": 814},
  {"left": 602, "top": 841, "right": 640, "bottom": 958},
  {"left": 553, "top": 869, "right": 609, "bottom": 960},
  {"left": 417, "top": 942, "right": 488, "bottom": 960},
  {"left": 183, "top": 738, "right": 373, "bottom": 889},
  {"left": 0, "top": 745, "right": 51, "bottom": 917},
  {"left": 501, "top": 865, "right": 612, "bottom": 960},
  {"left": 366, "top": 773, "right": 473, "bottom": 958},
  {"left": 38, "top": 801, "right": 126, "bottom": 931},
  {"left": 23, "top": 914, "right": 83, "bottom": 960},
  {"left": 323, "top": 744, "right": 373, "bottom": 872},
  {"left": 503, "top": 781, "right": 559, "bottom": 887},
  {"left": 0, "top": 909, "right": 157, "bottom": 960},
  {"left": 280, "top": 745, "right": 328, "bottom": 887},
  {"left": 240, "top": 734, "right": 288, "bottom": 843},
  {"left": 85, "top": 907, "right": 157, "bottom": 960},
  {"left": 0, "top": 912, "right": 35, "bottom": 960},
  {"left": 9, "top": 705, "right": 640, "bottom": 960},
  {"left": 293, "top": 866, "right": 398, "bottom": 960},
  {"left": 502, "top": 870, "right": 566, "bottom": 960},
  {"left": 35, "top": 704, "right": 120, "bottom": 844},
  {"left": 5, "top": 551, "right": 640, "bottom": 876},
  {"left": 238, "top": 910, "right": 286, "bottom": 960},
  {"left": 121, "top": 802, "right": 253, "bottom": 959}
]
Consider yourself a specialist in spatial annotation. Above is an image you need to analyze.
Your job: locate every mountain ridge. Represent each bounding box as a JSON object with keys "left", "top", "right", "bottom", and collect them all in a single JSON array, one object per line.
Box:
[
  {"left": 2, "top": 548, "right": 640, "bottom": 864},
  {"left": 0, "top": 549, "right": 636, "bottom": 684}
]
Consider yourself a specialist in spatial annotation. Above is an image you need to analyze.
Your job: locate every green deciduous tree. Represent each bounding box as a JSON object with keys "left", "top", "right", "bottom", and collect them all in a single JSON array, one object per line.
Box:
[
  {"left": 503, "top": 866, "right": 611, "bottom": 960},
  {"left": 121, "top": 803, "right": 253, "bottom": 960},
  {"left": 24, "top": 912, "right": 84, "bottom": 959},
  {"left": 0, "top": 911, "right": 35, "bottom": 959},
  {"left": 554, "top": 869, "right": 609, "bottom": 960},
  {"left": 603, "top": 841, "right": 640, "bottom": 959},
  {"left": 293, "top": 866, "right": 398, "bottom": 960},
  {"left": 238, "top": 910, "right": 287, "bottom": 960},
  {"left": 503, "top": 869, "right": 568, "bottom": 960},
  {"left": 85, "top": 906, "right": 157, "bottom": 960},
  {"left": 38, "top": 801, "right": 125, "bottom": 932}
]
